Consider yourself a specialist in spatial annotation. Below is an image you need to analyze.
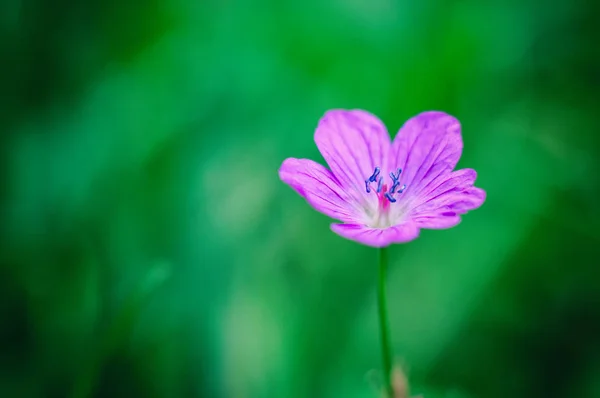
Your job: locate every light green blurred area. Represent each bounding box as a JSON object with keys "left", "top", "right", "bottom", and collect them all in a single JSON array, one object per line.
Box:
[{"left": 1, "top": 1, "right": 599, "bottom": 397}]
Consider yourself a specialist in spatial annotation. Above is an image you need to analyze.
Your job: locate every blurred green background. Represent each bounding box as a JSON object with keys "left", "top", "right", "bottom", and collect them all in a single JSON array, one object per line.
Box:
[{"left": 2, "top": 0, "right": 600, "bottom": 397}]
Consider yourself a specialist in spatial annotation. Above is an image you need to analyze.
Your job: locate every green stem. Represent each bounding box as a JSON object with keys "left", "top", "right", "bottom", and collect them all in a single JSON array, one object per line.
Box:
[{"left": 378, "top": 247, "right": 394, "bottom": 397}]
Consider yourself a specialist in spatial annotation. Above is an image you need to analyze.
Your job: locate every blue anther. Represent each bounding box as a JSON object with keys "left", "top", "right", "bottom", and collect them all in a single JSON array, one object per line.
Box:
[
  {"left": 376, "top": 176, "right": 383, "bottom": 193},
  {"left": 368, "top": 167, "right": 381, "bottom": 182},
  {"left": 390, "top": 181, "right": 400, "bottom": 194},
  {"left": 384, "top": 192, "right": 397, "bottom": 203},
  {"left": 365, "top": 179, "right": 371, "bottom": 193},
  {"left": 397, "top": 184, "right": 406, "bottom": 193},
  {"left": 389, "top": 168, "right": 402, "bottom": 182}
]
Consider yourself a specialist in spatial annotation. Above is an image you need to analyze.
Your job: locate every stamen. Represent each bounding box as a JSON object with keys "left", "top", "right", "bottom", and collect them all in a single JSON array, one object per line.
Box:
[
  {"left": 389, "top": 168, "right": 402, "bottom": 182},
  {"left": 365, "top": 166, "right": 381, "bottom": 193},
  {"left": 376, "top": 176, "right": 383, "bottom": 193},
  {"left": 384, "top": 192, "right": 397, "bottom": 203},
  {"left": 368, "top": 167, "right": 381, "bottom": 182}
]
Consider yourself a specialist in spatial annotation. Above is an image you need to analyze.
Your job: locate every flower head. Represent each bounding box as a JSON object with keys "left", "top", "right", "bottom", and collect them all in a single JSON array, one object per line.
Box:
[{"left": 279, "top": 110, "right": 486, "bottom": 247}]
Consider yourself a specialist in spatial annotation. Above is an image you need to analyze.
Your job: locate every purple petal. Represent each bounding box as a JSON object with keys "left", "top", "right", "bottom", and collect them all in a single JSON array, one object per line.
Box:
[
  {"left": 279, "top": 158, "right": 358, "bottom": 222},
  {"left": 330, "top": 222, "right": 420, "bottom": 247},
  {"left": 410, "top": 168, "right": 486, "bottom": 229},
  {"left": 389, "top": 111, "right": 463, "bottom": 199},
  {"left": 314, "top": 110, "right": 391, "bottom": 204}
]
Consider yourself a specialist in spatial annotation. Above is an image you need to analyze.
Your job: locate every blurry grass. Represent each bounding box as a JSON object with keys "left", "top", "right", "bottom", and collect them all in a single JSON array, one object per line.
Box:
[{"left": 71, "top": 263, "right": 171, "bottom": 398}]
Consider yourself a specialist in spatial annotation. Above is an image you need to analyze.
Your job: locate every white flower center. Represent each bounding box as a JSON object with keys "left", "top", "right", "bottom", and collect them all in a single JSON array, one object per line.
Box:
[{"left": 363, "top": 166, "right": 407, "bottom": 229}]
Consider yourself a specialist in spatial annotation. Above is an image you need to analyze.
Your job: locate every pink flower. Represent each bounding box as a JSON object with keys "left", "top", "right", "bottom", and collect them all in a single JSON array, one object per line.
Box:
[{"left": 279, "top": 110, "right": 486, "bottom": 247}]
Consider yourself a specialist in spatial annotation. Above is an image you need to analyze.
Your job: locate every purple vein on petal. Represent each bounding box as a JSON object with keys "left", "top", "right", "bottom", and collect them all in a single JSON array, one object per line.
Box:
[
  {"left": 406, "top": 129, "right": 448, "bottom": 189},
  {"left": 333, "top": 116, "right": 366, "bottom": 186},
  {"left": 411, "top": 169, "right": 478, "bottom": 209},
  {"left": 407, "top": 134, "right": 452, "bottom": 195},
  {"left": 279, "top": 158, "right": 359, "bottom": 222},
  {"left": 426, "top": 169, "right": 476, "bottom": 197},
  {"left": 318, "top": 122, "right": 362, "bottom": 190}
]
